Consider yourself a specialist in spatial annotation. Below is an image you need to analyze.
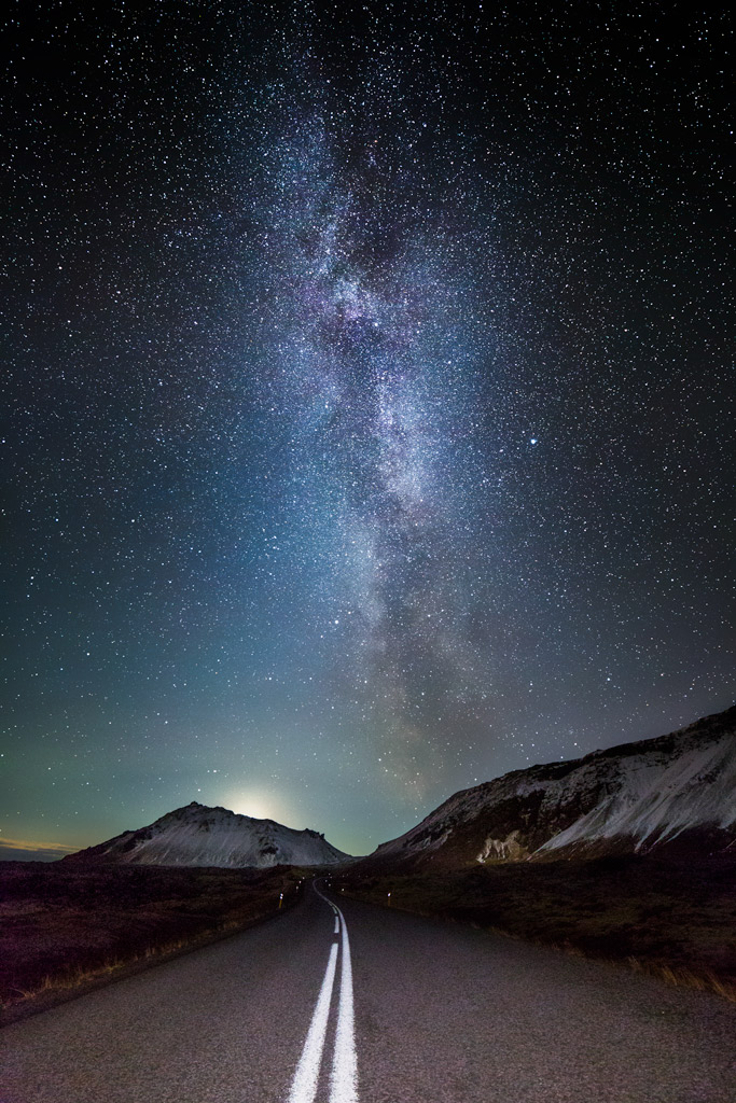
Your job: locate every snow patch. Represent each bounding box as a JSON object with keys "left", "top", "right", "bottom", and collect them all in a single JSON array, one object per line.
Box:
[
  {"left": 539, "top": 735, "right": 736, "bottom": 853},
  {"left": 477, "top": 830, "right": 528, "bottom": 863}
]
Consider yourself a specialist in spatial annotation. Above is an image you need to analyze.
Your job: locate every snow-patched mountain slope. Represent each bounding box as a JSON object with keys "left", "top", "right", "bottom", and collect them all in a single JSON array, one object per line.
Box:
[
  {"left": 65, "top": 802, "right": 352, "bottom": 868},
  {"left": 371, "top": 706, "right": 736, "bottom": 867}
]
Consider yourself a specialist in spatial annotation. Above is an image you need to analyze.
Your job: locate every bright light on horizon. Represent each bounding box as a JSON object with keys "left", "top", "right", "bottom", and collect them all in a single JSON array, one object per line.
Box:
[{"left": 223, "top": 787, "right": 297, "bottom": 826}]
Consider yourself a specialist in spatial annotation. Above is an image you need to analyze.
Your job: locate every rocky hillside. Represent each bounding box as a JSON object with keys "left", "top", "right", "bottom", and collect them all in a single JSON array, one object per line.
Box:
[
  {"left": 64, "top": 802, "right": 352, "bottom": 868},
  {"left": 368, "top": 706, "right": 736, "bottom": 869}
]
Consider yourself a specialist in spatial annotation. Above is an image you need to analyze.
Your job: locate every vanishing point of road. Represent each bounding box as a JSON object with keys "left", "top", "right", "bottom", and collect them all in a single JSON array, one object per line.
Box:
[{"left": 2, "top": 880, "right": 734, "bottom": 1102}]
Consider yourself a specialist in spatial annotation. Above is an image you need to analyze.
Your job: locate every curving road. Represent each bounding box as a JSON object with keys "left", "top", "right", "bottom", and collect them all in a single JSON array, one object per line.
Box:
[{"left": 2, "top": 880, "right": 734, "bottom": 1103}]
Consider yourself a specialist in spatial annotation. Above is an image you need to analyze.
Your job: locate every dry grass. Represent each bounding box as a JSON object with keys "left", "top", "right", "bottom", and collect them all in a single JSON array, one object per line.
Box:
[
  {"left": 0, "top": 861, "right": 306, "bottom": 1020},
  {"left": 626, "top": 958, "right": 736, "bottom": 1003}
]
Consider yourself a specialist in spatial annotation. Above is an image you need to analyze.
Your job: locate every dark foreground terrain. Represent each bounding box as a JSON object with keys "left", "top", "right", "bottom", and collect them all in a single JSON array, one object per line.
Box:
[
  {"left": 3, "top": 846, "right": 734, "bottom": 1032},
  {"left": 0, "top": 861, "right": 303, "bottom": 1019},
  {"left": 4, "top": 883, "right": 736, "bottom": 1103},
  {"left": 334, "top": 851, "right": 736, "bottom": 1000}
]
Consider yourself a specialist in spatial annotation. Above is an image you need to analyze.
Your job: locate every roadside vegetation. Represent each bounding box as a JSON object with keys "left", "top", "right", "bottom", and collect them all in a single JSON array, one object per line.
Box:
[
  {"left": 0, "top": 861, "right": 305, "bottom": 1023},
  {"left": 336, "top": 852, "right": 736, "bottom": 1002}
]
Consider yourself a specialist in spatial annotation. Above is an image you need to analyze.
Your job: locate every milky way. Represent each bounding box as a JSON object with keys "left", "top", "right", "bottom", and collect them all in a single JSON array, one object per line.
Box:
[{"left": 2, "top": 3, "right": 734, "bottom": 855}]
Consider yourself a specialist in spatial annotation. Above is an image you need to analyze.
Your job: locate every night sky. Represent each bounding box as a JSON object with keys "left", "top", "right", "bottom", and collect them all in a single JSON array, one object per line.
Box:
[{"left": 2, "top": 2, "right": 734, "bottom": 860}]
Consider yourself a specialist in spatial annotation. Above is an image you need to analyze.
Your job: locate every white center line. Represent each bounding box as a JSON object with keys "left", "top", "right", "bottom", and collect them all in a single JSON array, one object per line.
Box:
[
  {"left": 287, "top": 941, "right": 338, "bottom": 1103},
  {"left": 330, "top": 912, "right": 358, "bottom": 1103},
  {"left": 286, "top": 883, "right": 359, "bottom": 1103}
]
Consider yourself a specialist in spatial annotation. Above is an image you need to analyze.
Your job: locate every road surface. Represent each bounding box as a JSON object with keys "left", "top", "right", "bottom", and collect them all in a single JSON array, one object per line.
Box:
[{"left": 2, "top": 880, "right": 734, "bottom": 1102}]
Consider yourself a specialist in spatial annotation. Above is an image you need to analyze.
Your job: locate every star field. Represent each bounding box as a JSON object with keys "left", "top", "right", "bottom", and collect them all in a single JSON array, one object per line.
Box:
[{"left": 2, "top": 2, "right": 734, "bottom": 857}]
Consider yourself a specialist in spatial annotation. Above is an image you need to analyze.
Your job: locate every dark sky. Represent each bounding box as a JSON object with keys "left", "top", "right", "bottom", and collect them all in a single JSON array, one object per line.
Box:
[{"left": 2, "top": 1, "right": 733, "bottom": 859}]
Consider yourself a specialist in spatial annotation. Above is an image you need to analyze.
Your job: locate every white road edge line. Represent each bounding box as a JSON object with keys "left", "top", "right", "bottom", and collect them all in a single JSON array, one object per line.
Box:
[{"left": 287, "top": 941, "right": 338, "bottom": 1103}]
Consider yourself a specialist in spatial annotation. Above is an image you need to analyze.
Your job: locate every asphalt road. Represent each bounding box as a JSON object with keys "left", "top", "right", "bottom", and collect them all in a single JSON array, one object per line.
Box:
[{"left": 2, "top": 880, "right": 734, "bottom": 1103}]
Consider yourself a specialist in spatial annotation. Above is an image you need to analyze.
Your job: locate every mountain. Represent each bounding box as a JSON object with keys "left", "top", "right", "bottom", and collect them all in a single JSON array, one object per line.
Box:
[
  {"left": 368, "top": 706, "right": 736, "bottom": 869},
  {"left": 64, "top": 802, "right": 352, "bottom": 868}
]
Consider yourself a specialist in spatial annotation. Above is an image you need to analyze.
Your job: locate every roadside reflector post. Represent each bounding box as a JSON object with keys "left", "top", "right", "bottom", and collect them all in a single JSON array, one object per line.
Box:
[
  {"left": 387, "top": 892, "right": 391, "bottom": 906},
  {"left": 279, "top": 892, "right": 284, "bottom": 909}
]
